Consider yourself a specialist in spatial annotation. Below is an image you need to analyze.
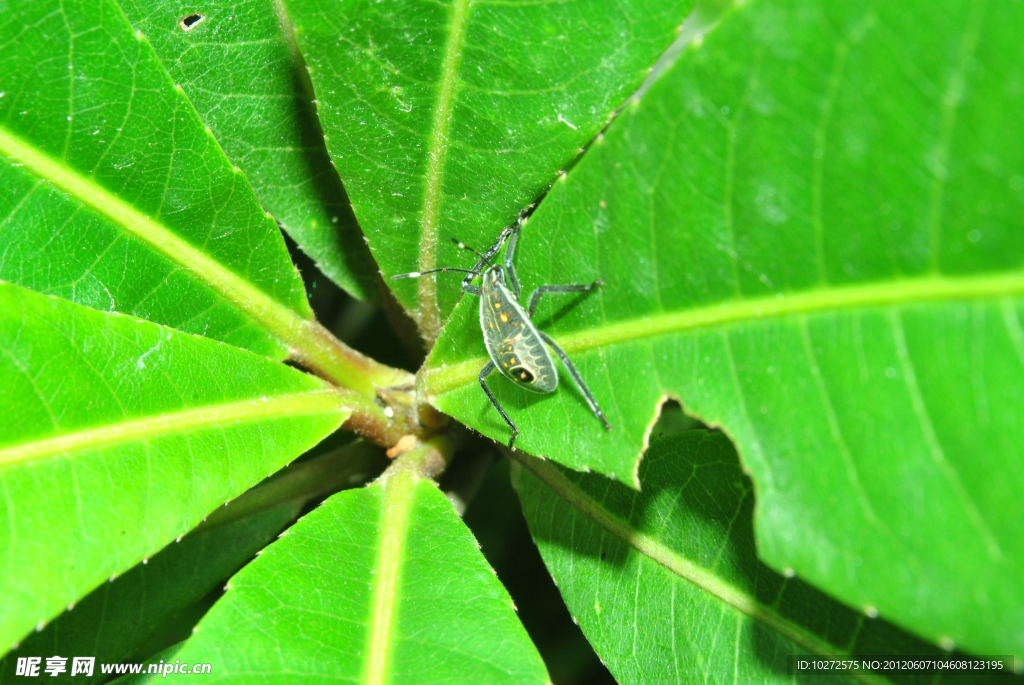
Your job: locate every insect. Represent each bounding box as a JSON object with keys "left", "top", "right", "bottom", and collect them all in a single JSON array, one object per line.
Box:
[{"left": 393, "top": 210, "right": 612, "bottom": 449}]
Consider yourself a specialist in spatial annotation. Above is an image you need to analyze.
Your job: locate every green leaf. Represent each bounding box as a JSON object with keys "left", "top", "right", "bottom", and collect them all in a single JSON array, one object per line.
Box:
[
  {"left": 116, "top": 0, "right": 380, "bottom": 302},
  {"left": 0, "top": 502, "right": 302, "bottom": 683},
  {"left": 168, "top": 458, "right": 549, "bottom": 683},
  {"left": 284, "top": 0, "right": 696, "bottom": 338},
  {"left": 0, "top": 282, "right": 351, "bottom": 653},
  {"left": 514, "top": 432, "right": 1012, "bottom": 685},
  {"left": 0, "top": 0, "right": 312, "bottom": 360},
  {"left": 0, "top": 441, "right": 386, "bottom": 680},
  {"left": 426, "top": 0, "right": 1024, "bottom": 658}
]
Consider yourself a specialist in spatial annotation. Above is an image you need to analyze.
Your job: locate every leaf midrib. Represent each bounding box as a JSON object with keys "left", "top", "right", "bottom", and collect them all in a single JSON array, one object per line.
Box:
[
  {"left": 516, "top": 452, "right": 888, "bottom": 685},
  {"left": 0, "top": 390, "right": 348, "bottom": 469},
  {"left": 363, "top": 469, "right": 416, "bottom": 684},
  {"left": 0, "top": 126, "right": 309, "bottom": 342},
  {"left": 416, "top": 0, "right": 471, "bottom": 343},
  {"left": 0, "top": 125, "right": 396, "bottom": 395},
  {"left": 427, "top": 269, "right": 1024, "bottom": 395}
]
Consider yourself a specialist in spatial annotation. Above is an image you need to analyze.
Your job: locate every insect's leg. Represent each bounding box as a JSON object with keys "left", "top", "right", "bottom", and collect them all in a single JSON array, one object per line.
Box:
[
  {"left": 537, "top": 331, "right": 611, "bottom": 431},
  {"left": 527, "top": 279, "right": 603, "bottom": 318},
  {"left": 479, "top": 361, "right": 519, "bottom": 448},
  {"left": 503, "top": 220, "right": 523, "bottom": 298}
]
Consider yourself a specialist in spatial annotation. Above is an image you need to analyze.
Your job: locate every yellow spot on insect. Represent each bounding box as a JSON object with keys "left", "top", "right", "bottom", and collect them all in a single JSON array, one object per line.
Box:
[
  {"left": 503, "top": 362, "right": 508, "bottom": 368},
  {"left": 520, "top": 372, "right": 528, "bottom": 380},
  {"left": 509, "top": 358, "right": 517, "bottom": 365},
  {"left": 494, "top": 302, "right": 501, "bottom": 309},
  {"left": 507, "top": 346, "right": 513, "bottom": 351},
  {"left": 500, "top": 313, "right": 509, "bottom": 323}
]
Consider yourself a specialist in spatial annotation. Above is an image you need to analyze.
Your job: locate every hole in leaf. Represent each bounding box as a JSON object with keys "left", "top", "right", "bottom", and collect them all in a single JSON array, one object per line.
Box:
[
  {"left": 179, "top": 13, "right": 205, "bottom": 31},
  {"left": 649, "top": 398, "right": 706, "bottom": 440}
]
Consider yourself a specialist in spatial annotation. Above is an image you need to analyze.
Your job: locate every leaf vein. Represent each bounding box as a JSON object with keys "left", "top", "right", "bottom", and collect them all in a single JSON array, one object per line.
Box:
[{"left": 888, "top": 308, "right": 1002, "bottom": 561}]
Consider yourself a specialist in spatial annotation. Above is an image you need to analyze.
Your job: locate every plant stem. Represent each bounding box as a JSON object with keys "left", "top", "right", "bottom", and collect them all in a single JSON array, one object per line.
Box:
[
  {"left": 338, "top": 386, "right": 411, "bottom": 448},
  {"left": 378, "top": 434, "right": 456, "bottom": 484},
  {"left": 290, "top": 319, "right": 413, "bottom": 398}
]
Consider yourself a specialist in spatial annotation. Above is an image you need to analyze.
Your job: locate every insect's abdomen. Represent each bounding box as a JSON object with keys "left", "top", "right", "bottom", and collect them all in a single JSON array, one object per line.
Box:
[{"left": 480, "top": 277, "right": 557, "bottom": 393}]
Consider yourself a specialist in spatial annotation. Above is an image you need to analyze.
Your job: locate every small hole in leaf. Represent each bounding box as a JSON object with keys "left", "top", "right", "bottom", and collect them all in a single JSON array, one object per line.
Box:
[{"left": 179, "top": 13, "right": 205, "bottom": 31}]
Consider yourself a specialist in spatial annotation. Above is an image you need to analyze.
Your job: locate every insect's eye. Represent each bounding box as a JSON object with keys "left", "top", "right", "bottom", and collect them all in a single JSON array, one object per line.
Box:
[{"left": 511, "top": 366, "right": 535, "bottom": 384}]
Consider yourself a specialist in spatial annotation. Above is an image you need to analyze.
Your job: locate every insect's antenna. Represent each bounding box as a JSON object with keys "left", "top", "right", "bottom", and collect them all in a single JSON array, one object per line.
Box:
[
  {"left": 451, "top": 238, "right": 493, "bottom": 266},
  {"left": 391, "top": 267, "right": 478, "bottom": 280}
]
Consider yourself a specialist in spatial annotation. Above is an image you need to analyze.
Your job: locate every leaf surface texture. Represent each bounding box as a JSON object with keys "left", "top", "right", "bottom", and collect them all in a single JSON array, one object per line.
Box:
[
  {"left": 170, "top": 470, "right": 549, "bottom": 683},
  {"left": 0, "top": 0, "right": 311, "bottom": 358},
  {"left": 285, "top": 0, "right": 695, "bottom": 334},
  {"left": 0, "top": 283, "right": 349, "bottom": 652},
  {"left": 117, "top": 0, "right": 380, "bottom": 300},
  {"left": 515, "top": 432, "right": 970, "bottom": 684},
  {"left": 428, "top": 0, "right": 1024, "bottom": 657}
]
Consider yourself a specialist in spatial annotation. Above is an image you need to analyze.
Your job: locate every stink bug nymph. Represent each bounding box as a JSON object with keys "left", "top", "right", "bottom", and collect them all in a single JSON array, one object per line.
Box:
[{"left": 393, "top": 210, "right": 612, "bottom": 449}]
